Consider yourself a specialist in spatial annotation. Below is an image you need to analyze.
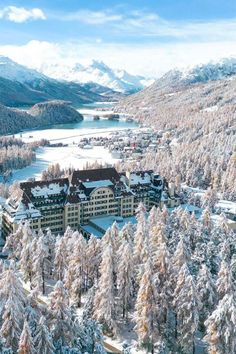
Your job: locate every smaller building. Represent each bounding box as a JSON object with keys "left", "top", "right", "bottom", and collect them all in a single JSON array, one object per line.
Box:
[{"left": 80, "top": 215, "right": 137, "bottom": 239}]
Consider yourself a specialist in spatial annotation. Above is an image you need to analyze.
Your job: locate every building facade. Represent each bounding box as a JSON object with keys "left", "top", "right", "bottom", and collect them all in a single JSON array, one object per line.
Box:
[{"left": 2, "top": 167, "right": 180, "bottom": 238}]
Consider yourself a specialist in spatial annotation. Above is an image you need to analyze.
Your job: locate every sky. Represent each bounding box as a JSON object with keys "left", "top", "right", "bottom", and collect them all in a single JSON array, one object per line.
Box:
[{"left": 0, "top": 0, "right": 236, "bottom": 77}]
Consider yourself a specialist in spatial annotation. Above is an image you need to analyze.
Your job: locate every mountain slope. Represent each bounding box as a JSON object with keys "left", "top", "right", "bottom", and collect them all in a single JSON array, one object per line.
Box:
[
  {"left": 116, "top": 59, "right": 236, "bottom": 202},
  {"left": 0, "top": 56, "right": 112, "bottom": 107},
  {"left": 115, "top": 59, "right": 236, "bottom": 123},
  {"left": 0, "top": 101, "right": 83, "bottom": 135},
  {"left": 40, "top": 60, "right": 153, "bottom": 93}
]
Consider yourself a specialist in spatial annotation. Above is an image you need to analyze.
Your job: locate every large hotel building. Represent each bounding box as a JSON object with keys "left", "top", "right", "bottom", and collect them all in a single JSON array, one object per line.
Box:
[{"left": 2, "top": 167, "right": 180, "bottom": 238}]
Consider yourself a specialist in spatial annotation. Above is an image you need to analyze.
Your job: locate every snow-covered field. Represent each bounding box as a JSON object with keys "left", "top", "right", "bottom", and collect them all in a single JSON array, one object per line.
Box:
[
  {"left": 11, "top": 110, "right": 139, "bottom": 182},
  {"left": 12, "top": 144, "right": 120, "bottom": 182}
]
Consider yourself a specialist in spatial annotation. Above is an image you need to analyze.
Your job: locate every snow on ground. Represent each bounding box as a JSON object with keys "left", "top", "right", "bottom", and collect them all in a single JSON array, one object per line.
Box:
[
  {"left": 11, "top": 144, "right": 120, "bottom": 182},
  {"left": 202, "top": 105, "right": 218, "bottom": 113},
  {"left": 10, "top": 107, "right": 139, "bottom": 182}
]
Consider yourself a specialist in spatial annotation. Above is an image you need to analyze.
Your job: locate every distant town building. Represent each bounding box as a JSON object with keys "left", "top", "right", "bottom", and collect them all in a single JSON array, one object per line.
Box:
[{"left": 2, "top": 167, "right": 180, "bottom": 238}]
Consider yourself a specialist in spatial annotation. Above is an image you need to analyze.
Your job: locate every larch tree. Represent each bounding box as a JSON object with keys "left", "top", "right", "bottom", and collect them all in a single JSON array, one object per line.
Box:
[
  {"left": 0, "top": 298, "right": 23, "bottom": 352},
  {"left": 48, "top": 280, "right": 75, "bottom": 349},
  {"left": 197, "top": 264, "right": 216, "bottom": 328},
  {"left": 0, "top": 261, "right": 27, "bottom": 318},
  {"left": 204, "top": 293, "right": 236, "bottom": 354},
  {"left": 134, "top": 260, "right": 159, "bottom": 354},
  {"left": 93, "top": 244, "right": 116, "bottom": 335},
  {"left": 17, "top": 320, "right": 35, "bottom": 354},
  {"left": 216, "top": 260, "right": 235, "bottom": 300},
  {"left": 172, "top": 236, "right": 191, "bottom": 273},
  {"left": 173, "top": 263, "right": 199, "bottom": 354},
  {"left": 117, "top": 239, "right": 135, "bottom": 319},
  {"left": 54, "top": 236, "right": 68, "bottom": 281},
  {"left": 32, "top": 235, "right": 51, "bottom": 294},
  {"left": 34, "top": 316, "right": 55, "bottom": 354},
  {"left": 19, "top": 230, "right": 36, "bottom": 285},
  {"left": 120, "top": 222, "right": 134, "bottom": 243},
  {"left": 86, "top": 235, "right": 102, "bottom": 287},
  {"left": 133, "top": 203, "right": 148, "bottom": 266},
  {"left": 3, "top": 223, "right": 24, "bottom": 259}
]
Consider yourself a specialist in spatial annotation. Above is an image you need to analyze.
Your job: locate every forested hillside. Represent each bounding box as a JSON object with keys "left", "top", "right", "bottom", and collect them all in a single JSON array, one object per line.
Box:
[
  {"left": 2, "top": 203, "right": 236, "bottom": 353},
  {"left": 116, "top": 71, "right": 236, "bottom": 201},
  {"left": 0, "top": 101, "right": 83, "bottom": 135}
]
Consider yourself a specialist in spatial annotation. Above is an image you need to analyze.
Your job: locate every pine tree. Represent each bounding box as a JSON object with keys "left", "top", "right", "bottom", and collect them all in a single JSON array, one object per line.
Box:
[
  {"left": 93, "top": 244, "right": 116, "bottom": 335},
  {"left": 18, "top": 320, "right": 35, "bottom": 354},
  {"left": 34, "top": 316, "right": 55, "bottom": 354}
]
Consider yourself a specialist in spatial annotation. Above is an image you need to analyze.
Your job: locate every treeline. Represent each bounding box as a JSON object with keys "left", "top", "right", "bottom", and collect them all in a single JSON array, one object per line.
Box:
[
  {"left": 3, "top": 204, "right": 236, "bottom": 353},
  {"left": 0, "top": 137, "right": 49, "bottom": 176}
]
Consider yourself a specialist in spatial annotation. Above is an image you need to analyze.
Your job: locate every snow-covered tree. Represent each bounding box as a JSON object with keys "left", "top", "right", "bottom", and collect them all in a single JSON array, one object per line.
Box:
[
  {"left": 34, "top": 316, "right": 55, "bottom": 354},
  {"left": 216, "top": 260, "right": 235, "bottom": 300},
  {"left": 86, "top": 235, "right": 102, "bottom": 287},
  {"left": 18, "top": 320, "right": 35, "bottom": 354},
  {"left": 134, "top": 260, "right": 159, "bottom": 353},
  {"left": 133, "top": 203, "right": 148, "bottom": 266},
  {"left": 197, "top": 264, "right": 216, "bottom": 328},
  {"left": 54, "top": 236, "right": 68, "bottom": 281},
  {"left": 93, "top": 244, "right": 116, "bottom": 335},
  {"left": 48, "top": 281, "right": 75, "bottom": 349},
  {"left": 173, "top": 264, "right": 199, "bottom": 353},
  {"left": 0, "top": 298, "right": 23, "bottom": 352},
  {"left": 172, "top": 236, "right": 191, "bottom": 272},
  {"left": 19, "top": 233, "right": 35, "bottom": 284},
  {"left": 204, "top": 293, "right": 236, "bottom": 354},
  {"left": 0, "top": 262, "right": 27, "bottom": 318},
  {"left": 32, "top": 235, "right": 51, "bottom": 294},
  {"left": 117, "top": 239, "right": 134, "bottom": 318},
  {"left": 78, "top": 318, "right": 106, "bottom": 354}
]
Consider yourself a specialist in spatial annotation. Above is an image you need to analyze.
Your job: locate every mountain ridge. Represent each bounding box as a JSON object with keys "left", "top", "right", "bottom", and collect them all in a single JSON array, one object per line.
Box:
[
  {"left": 0, "top": 56, "right": 118, "bottom": 107},
  {"left": 39, "top": 59, "right": 153, "bottom": 93}
]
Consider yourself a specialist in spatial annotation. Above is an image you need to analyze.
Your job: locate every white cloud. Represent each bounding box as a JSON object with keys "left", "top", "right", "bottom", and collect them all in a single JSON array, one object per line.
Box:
[
  {"left": 1, "top": 40, "right": 236, "bottom": 78},
  {"left": 61, "top": 10, "right": 122, "bottom": 25},
  {"left": 52, "top": 8, "right": 236, "bottom": 42},
  {"left": 0, "top": 6, "right": 46, "bottom": 23}
]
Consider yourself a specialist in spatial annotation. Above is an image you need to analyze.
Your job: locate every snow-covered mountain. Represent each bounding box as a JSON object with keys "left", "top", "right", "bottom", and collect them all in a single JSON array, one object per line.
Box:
[
  {"left": 0, "top": 55, "right": 46, "bottom": 83},
  {"left": 40, "top": 60, "right": 153, "bottom": 93},
  {"left": 160, "top": 58, "right": 236, "bottom": 89},
  {"left": 0, "top": 55, "right": 118, "bottom": 106}
]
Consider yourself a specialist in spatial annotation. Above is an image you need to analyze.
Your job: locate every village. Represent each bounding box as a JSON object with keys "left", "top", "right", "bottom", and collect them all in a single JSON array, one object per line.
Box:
[{"left": 77, "top": 127, "right": 172, "bottom": 162}]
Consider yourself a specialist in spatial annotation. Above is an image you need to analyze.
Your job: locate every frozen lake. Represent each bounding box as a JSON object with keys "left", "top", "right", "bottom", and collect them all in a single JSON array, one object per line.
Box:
[{"left": 11, "top": 104, "right": 138, "bottom": 182}]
